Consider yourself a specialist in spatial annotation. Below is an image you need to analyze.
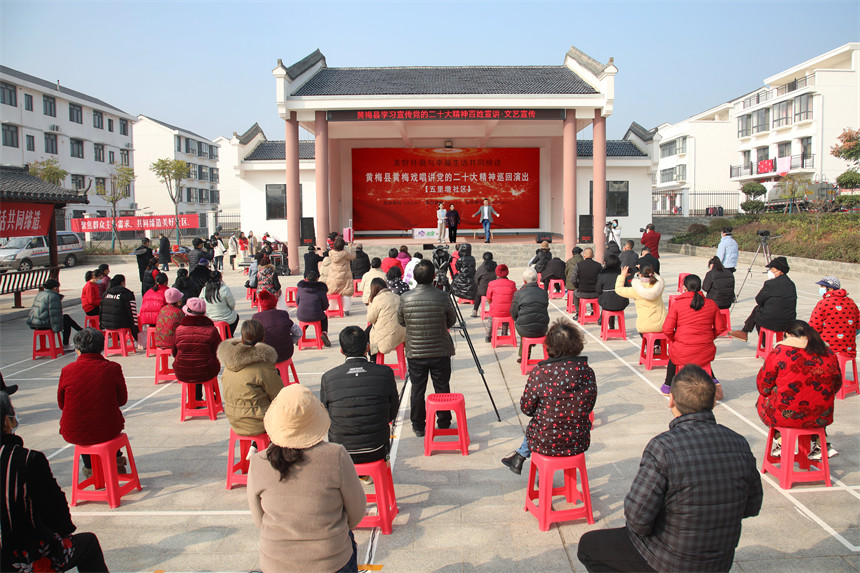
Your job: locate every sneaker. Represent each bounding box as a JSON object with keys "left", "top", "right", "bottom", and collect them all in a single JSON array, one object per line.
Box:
[
  {"left": 470, "top": 310, "right": 478, "bottom": 318},
  {"left": 82, "top": 466, "right": 93, "bottom": 479},
  {"left": 571, "top": 313, "right": 579, "bottom": 321},
  {"left": 321, "top": 333, "right": 331, "bottom": 348},
  {"left": 660, "top": 383, "right": 671, "bottom": 396},
  {"left": 501, "top": 325, "right": 509, "bottom": 336},
  {"left": 808, "top": 442, "right": 822, "bottom": 461},
  {"left": 485, "top": 335, "right": 492, "bottom": 343},
  {"left": 359, "top": 475, "right": 373, "bottom": 484},
  {"left": 828, "top": 444, "right": 839, "bottom": 458},
  {"left": 246, "top": 444, "right": 258, "bottom": 461},
  {"left": 770, "top": 435, "right": 781, "bottom": 458}
]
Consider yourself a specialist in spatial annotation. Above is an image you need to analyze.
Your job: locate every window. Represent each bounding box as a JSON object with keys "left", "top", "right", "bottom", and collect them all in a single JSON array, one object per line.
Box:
[
  {"left": 660, "top": 140, "right": 676, "bottom": 158},
  {"left": 175, "top": 135, "right": 182, "bottom": 152},
  {"left": 742, "top": 150, "right": 751, "bottom": 165},
  {"left": 659, "top": 137, "right": 687, "bottom": 158},
  {"left": 95, "top": 177, "right": 106, "bottom": 190},
  {"left": 108, "top": 150, "right": 115, "bottom": 164},
  {"left": 660, "top": 168, "right": 675, "bottom": 183},
  {"left": 93, "top": 110, "right": 103, "bottom": 129},
  {"left": 69, "top": 103, "right": 82, "bottom": 124},
  {"left": 2, "top": 124, "right": 19, "bottom": 147},
  {"left": 94, "top": 143, "right": 104, "bottom": 162},
  {"left": 266, "top": 184, "right": 287, "bottom": 219},
  {"left": 676, "top": 164, "right": 687, "bottom": 181},
  {"left": 737, "top": 115, "right": 751, "bottom": 137},
  {"left": 778, "top": 142, "right": 792, "bottom": 158},
  {"left": 26, "top": 134, "right": 35, "bottom": 151},
  {"left": 794, "top": 94, "right": 812, "bottom": 121},
  {"left": 751, "top": 108, "right": 770, "bottom": 134},
  {"left": 772, "top": 101, "right": 792, "bottom": 128},
  {"left": 24, "top": 94, "right": 33, "bottom": 111},
  {"left": 185, "top": 139, "right": 197, "bottom": 154},
  {"left": 756, "top": 147, "right": 769, "bottom": 162},
  {"left": 0, "top": 82, "right": 16, "bottom": 106},
  {"left": 71, "top": 174, "right": 86, "bottom": 189},
  {"left": 209, "top": 167, "right": 219, "bottom": 183},
  {"left": 210, "top": 189, "right": 220, "bottom": 204},
  {"left": 801, "top": 137, "right": 812, "bottom": 159},
  {"left": 119, "top": 118, "right": 128, "bottom": 136},
  {"left": 120, "top": 149, "right": 129, "bottom": 166},
  {"left": 43, "top": 95, "right": 56, "bottom": 117},
  {"left": 107, "top": 118, "right": 114, "bottom": 132},
  {"left": 186, "top": 188, "right": 196, "bottom": 203},
  {"left": 45, "top": 133, "right": 58, "bottom": 154},
  {"left": 588, "top": 181, "right": 630, "bottom": 217},
  {"left": 199, "top": 188, "right": 210, "bottom": 203},
  {"left": 70, "top": 138, "right": 84, "bottom": 158},
  {"left": 209, "top": 146, "right": 218, "bottom": 159},
  {"left": 198, "top": 165, "right": 207, "bottom": 181},
  {"left": 186, "top": 163, "right": 195, "bottom": 180},
  {"left": 199, "top": 142, "right": 208, "bottom": 157}
]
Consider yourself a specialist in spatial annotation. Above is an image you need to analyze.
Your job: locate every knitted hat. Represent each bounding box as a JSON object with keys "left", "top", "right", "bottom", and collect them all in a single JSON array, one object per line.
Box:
[
  {"left": 183, "top": 297, "right": 206, "bottom": 316},
  {"left": 164, "top": 288, "right": 183, "bottom": 304},
  {"left": 264, "top": 385, "right": 331, "bottom": 449},
  {"left": 816, "top": 276, "right": 840, "bottom": 290},
  {"left": 198, "top": 258, "right": 210, "bottom": 267},
  {"left": 765, "top": 256, "right": 789, "bottom": 274},
  {"left": 258, "top": 289, "right": 278, "bottom": 310},
  {"left": 496, "top": 264, "right": 509, "bottom": 278}
]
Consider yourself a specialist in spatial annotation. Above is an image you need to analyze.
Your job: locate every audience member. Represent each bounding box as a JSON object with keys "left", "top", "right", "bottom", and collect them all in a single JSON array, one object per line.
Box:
[
  {"left": 532, "top": 241, "right": 552, "bottom": 275},
  {"left": 141, "top": 256, "right": 159, "bottom": 296},
  {"left": 155, "top": 288, "right": 185, "bottom": 349},
  {"left": 246, "top": 253, "right": 263, "bottom": 290},
  {"left": 396, "top": 245, "right": 412, "bottom": 267},
  {"left": 615, "top": 266, "right": 666, "bottom": 337},
  {"left": 501, "top": 318, "right": 596, "bottom": 475},
  {"left": 81, "top": 270, "right": 102, "bottom": 318},
  {"left": 189, "top": 258, "right": 212, "bottom": 294},
  {"left": 350, "top": 243, "right": 371, "bottom": 280},
  {"left": 397, "top": 260, "right": 457, "bottom": 437},
  {"left": 472, "top": 252, "right": 497, "bottom": 317},
  {"left": 484, "top": 264, "right": 517, "bottom": 342},
  {"left": 636, "top": 246, "right": 660, "bottom": 275},
  {"left": 403, "top": 252, "right": 423, "bottom": 288},
  {"left": 1, "top": 392, "right": 109, "bottom": 571},
  {"left": 212, "top": 232, "right": 226, "bottom": 271},
  {"left": 100, "top": 274, "right": 139, "bottom": 341},
  {"left": 381, "top": 248, "right": 403, "bottom": 274},
  {"left": 386, "top": 266, "right": 410, "bottom": 295},
  {"left": 172, "top": 267, "right": 199, "bottom": 302},
  {"left": 204, "top": 271, "right": 239, "bottom": 337},
  {"left": 640, "top": 223, "right": 661, "bottom": 258},
  {"left": 320, "top": 326, "right": 399, "bottom": 464},
  {"left": 252, "top": 290, "right": 300, "bottom": 365},
  {"left": 595, "top": 254, "right": 629, "bottom": 329},
  {"left": 717, "top": 227, "right": 739, "bottom": 272},
  {"left": 729, "top": 256, "right": 796, "bottom": 342},
  {"left": 564, "top": 246, "right": 584, "bottom": 291},
  {"left": 568, "top": 247, "right": 602, "bottom": 321},
  {"left": 809, "top": 276, "right": 859, "bottom": 357},
  {"left": 139, "top": 272, "right": 169, "bottom": 328},
  {"left": 325, "top": 238, "right": 356, "bottom": 315},
  {"left": 248, "top": 385, "right": 365, "bottom": 572},
  {"left": 451, "top": 243, "right": 478, "bottom": 302},
  {"left": 188, "top": 237, "right": 209, "bottom": 270},
  {"left": 619, "top": 240, "right": 638, "bottom": 270},
  {"left": 26, "top": 279, "right": 82, "bottom": 349},
  {"left": 96, "top": 263, "right": 111, "bottom": 299},
  {"left": 172, "top": 297, "right": 221, "bottom": 400},
  {"left": 577, "top": 365, "right": 762, "bottom": 572},
  {"left": 541, "top": 256, "right": 566, "bottom": 293},
  {"left": 304, "top": 245, "right": 324, "bottom": 277},
  {"left": 703, "top": 256, "right": 736, "bottom": 309},
  {"left": 510, "top": 268, "right": 550, "bottom": 363},
  {"left": 367, "top": 278, "right": 407, "bottom": 363},
  {"left": 360, "top": 257, "right": 387, "bottom": 305},
  {"left": 255, "top": 255, "right": 281, "bottom": 299},
  {"left": 296, "top": 270, "right": 331, "bottom": 347}
]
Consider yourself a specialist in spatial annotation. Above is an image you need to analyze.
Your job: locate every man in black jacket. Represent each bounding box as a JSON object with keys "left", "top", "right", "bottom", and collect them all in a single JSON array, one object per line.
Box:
[
  {"left": 541, "top": 257, "right": 566, "bottom": 293},
  {"left": 350, "top": 243, "right": 371, "bottom": 280},
  {"left": 636, "top": 247, "right": 660, "bottom": 276},
  {"left": 188, "top": 238, "right": 210, "bottom": 270},
  {"left": 320, "top": 326, "right": 399, "bottom": 464},
  {"left": 99, "top": 274, "right": 139, "bottom": 340},
  {"left": 132, "top": 238, "right": 153, "bottom": 283},
  {"left": 729, "top": 256, "right": 796, "bottom": 341},
  {"left": 158, "top": 233, "right": 171, "bottom": 271},
  {"left": 304, "top": 245, "right": 324, "bottom": 276},
  {"left": 569, "top": 248, "right": 602, "bottom": 320},
  {"left": 510, "top": 268, "right": 549, "bottom": 362}
]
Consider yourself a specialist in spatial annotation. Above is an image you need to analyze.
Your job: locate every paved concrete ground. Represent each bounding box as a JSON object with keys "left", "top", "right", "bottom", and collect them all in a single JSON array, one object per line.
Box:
[{"left": 0, "top": 252, "right": 857, "bottom": 572}]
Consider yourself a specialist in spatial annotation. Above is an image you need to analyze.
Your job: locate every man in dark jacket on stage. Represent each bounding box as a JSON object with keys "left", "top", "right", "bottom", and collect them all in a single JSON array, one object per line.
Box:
[
  {"left": 729, "top": 256, "right": 797, "bottom": 341},
  {"left": 568, "top": 248, "right": 602, "bottom": 320},
  {"left": 398, "top": 260, "right": 457, "bottom": 437},
  {"left": 350, "top": 244, "right": 371, "bottom": 280},
  {"left": 510, "top": 268, "right": 549, "bottom": 362},
  {"left": 320, "top": 326, "right": 399, "bottom": 464}
]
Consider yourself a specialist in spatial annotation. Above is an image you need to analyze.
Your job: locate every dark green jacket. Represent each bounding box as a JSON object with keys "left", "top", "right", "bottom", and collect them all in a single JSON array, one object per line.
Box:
[{"left": 26, "top": 290, "right": 63, "bottom": 333}]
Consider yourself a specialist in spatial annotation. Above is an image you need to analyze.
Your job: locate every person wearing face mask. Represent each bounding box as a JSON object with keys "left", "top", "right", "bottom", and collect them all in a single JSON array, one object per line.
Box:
[
  {"left": 604, "top": 219, "right": 621, "bottom": 247},
  {"left": 729, "top": 257, "right": 796, "bottom": 342},
  {"left": 808, "top": 276, "right": 859, "bottom": 359}
]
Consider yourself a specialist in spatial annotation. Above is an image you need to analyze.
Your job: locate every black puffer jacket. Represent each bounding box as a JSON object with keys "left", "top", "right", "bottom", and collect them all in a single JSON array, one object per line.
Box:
[
  {"left": 542, "top": 257, "right": 566, "bottom": 282},
  {"left": 320, "top": 357, "right": 399, "bottom": 457},
  {"left": 474, "top": 256, "right": 497, "bottom": 298},
  {"left": 351, "top": 250, "right": 371, "bottom": 279},
  {"left": 397, "top": 284, "right": 457, "bottom": 358},
  {"left": 703, "top": 268, "right": 735, "bottom": 310},
  {"left": 571, "top": 258, "right": 602, "bottom": 294},
  {"left": 510, "top": 282, "right": 550, "bottom": 338},
  {"left": 596, "top": 268, "right": 630, "bottom": 312},
  {"left": 100, "top": 285, "right": 138, "bottom": 337},
  {"left": 189, "top": 265, "right": 211, "bottom": 295},
  {"left": 755, "top": 273, "right": 796, "bottom": 331},
  {"left": 451, "top": 243, "right": 477, "bottom": 301},
  {"left": 533, "top": 249, "right": 552, "bottom": 274},
  {"left": 172, "top": 275, "right": 200, "bottom": 303},
  {"left": 159, "top": 236, "right": 171, "bottom": 264},
  {"left": 296, "top": 279, "right": 329, "bottom": 323}
]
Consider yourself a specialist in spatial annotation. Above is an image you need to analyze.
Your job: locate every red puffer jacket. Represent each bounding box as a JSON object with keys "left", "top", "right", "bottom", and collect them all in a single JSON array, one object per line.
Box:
[
  {"left": 809, "top": 289, "right": 859, "bottom": 357},
  {"left": 139, "top": 285, "right": 167, "bottom": 326},
  {"left": 81, "top": 280, "right": 101, "bottom": 313},
  {"left": 172, "top": 315, "right": 222, "bottom": 384},
  {"left": 58, "top": 353, "right": 127, "bottom": 445},
  {"left": 485, "top": 277, "right": 517, "bottom": 317},
  {"left": 662, "top": 292, "right": 725, "bottom": 368}
]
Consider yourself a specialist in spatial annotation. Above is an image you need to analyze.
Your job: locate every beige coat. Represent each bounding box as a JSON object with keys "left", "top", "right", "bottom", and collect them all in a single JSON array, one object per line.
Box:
[
  {"left": 367, "top": 289, "right": 407, "bottom": 355},
  {"left": 615, "top": 273, "right": 667, "bottom": 333},
  {"left": 217, "top": 340, "right": 283, "bottom": 436},
  {"left": 319, "top": 256, "right": 331, "bottom": 283},
  {"left": 360, "top": 268, "right": 387, "bottom": 304},
  {"left": 325, "top": 248, "right": 356, "bottom": 296}
]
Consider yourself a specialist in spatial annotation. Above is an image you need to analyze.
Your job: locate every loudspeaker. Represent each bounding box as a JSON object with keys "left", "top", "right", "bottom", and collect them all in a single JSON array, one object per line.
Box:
[
  {"left": 578, "top": 215, "right": 593, "bottom": 243},
  {"left": 535, "top": 233, "right": 552, "bottom": 243},
  {"left": 300, "top": 217, "right": 315, "bottom": 246}
]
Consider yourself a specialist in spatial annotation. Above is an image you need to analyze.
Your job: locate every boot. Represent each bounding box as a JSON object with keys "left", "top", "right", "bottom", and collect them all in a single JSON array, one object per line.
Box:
[
  {"left": 501, "top": 452, "right": 526, "bottom": 475},
  {"left": 728, "top": 330, "right": 748, "bottom": 342}
]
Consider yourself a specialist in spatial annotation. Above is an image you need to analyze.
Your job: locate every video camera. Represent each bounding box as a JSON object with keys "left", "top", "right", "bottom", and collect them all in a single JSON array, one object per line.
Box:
[
  {"left": 757, "top": 230, "right": 770, "bottom": 237},
  {"left": 424, "top": 243, "right": 452, "bottom": 287}
]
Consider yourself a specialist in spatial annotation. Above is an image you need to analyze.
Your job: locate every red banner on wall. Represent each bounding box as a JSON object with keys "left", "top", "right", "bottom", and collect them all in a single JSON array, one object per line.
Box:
[
  {"left": 70, "top": 214, "right": 202, "bottom": 233},
  {"left": 0, "top": 202, "right": 54, "bottom": 237},
  {"left": 352, "top": 148, "right": 540, "bottom": 231}
]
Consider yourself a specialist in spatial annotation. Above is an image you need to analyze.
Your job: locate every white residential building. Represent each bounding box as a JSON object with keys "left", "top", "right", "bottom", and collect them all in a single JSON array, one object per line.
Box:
[
  {"left": 132, "top": 115, "right": 220, "bottom": 216},
  {"left": 729, "top": 42, "right": 860, "bottom": 198},
  {"left": 0, "top": 65, "right": 136, "bottom": 227}
]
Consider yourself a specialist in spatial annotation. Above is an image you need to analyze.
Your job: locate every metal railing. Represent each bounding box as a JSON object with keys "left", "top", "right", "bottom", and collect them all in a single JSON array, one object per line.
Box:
[
  {"left": 652, "top": 190, "right": 740, "bottom": 216},
  {"left": 742, "top": 74, "right": 814, "bottom": 109},
  {"left": 729, "top": 155, "right": 814, "bottom": 178}
]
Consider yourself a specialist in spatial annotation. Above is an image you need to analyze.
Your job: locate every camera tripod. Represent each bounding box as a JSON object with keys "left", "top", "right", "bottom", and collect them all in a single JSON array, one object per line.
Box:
[{"left": 734, "top": 234, "right": 780, "bottom": 308}]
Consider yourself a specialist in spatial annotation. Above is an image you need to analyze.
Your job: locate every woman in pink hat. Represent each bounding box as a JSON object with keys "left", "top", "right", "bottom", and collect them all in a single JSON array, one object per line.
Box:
[{"left": 173, "top": 297, "right": 221, "bottom": 400}]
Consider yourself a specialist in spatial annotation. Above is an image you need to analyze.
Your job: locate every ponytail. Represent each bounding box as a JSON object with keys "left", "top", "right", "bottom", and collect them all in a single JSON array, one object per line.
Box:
[
  {"left": 784, "top": 320, "right": 829, "bottom": 356},
  {"left": 684, "top": 274, "right": 705, "bottom": 311}
]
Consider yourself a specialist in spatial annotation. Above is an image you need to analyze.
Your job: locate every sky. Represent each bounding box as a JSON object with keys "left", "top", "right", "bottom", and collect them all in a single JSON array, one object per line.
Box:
[{"left": 1, "top": 0, "right": 858, "bottom": 143}]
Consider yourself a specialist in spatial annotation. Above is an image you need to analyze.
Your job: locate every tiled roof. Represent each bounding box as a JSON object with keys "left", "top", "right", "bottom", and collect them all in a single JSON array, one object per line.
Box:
[
  {"left": 566, "top": 46, "right": 608, "bottom": 77},
  {"left": 137, "top": 115, "right": 212, "bottom": 142},
  {"left": 624, "top": 121, "right": 657, "bottom": 143},
  {"left": 577, "top": 140, "right": 648, "bottom": 157},
  {"left": 0, "top": 165, "right": 89, "bottom": 204},
  {"left": 243, "top": 140, "right": 315, "bottom": 161},
  {"left": 0, "top": 65, "right": 131, "bottom": 116},
  {"left": 292, "top": 66, "right": 599, "bottom": 96},
  {"left": 285, "top": 49, "right": 326, "bottom": 80},
  {"left": 237, "top": 123, "right": 265, "bottom": 146}
]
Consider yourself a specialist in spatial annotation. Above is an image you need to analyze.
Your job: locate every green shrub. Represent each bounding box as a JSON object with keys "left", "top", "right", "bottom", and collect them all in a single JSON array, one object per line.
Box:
[
  {"left": 835, "top": 194, "right": 860, "bottom": 209},
  {"left": 686, "top": 223, "right": 708, "bottom": 235},
  {"left": 741, "top": 182, "right": 766, "bottom": 199},
  {"left": 836, "top": 170, "right": 860, "bottom": 190},
  {"left": 707, "top": 217, "right": 731, "bottom": 232},
  {"left": 741, "top": 200, "right": 766, "bottom": 214}
]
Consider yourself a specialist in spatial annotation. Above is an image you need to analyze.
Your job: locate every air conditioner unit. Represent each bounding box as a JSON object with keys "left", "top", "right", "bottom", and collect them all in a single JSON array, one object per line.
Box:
[
  {"left": 48, "top": 125, "right": 60, "bottom": 132},
  {"left": 128, "top": 203, "right": 138, "bottom": 210},
  {"left": 124, "top": 143, "right": 133, "bottom": 149}
]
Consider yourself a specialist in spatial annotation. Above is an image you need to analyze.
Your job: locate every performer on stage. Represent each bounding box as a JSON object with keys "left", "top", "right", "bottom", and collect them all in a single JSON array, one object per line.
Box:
[
  {"left": 436, "top": 203, "right": 447, "bottom": 243},
  {"left": 473, "top": 199, "right": 500, "bottom": 244},
  {"left": 446, "top": 204, "right": 461, "bottom": 244}
]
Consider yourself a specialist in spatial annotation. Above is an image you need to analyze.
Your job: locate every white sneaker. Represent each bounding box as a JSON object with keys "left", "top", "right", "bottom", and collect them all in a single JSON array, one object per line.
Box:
[
  {"left": 246, "top": 445, "right": 258, "bottom": 461},
  {"left": 808, "top": 442, "right": 822, "bottom": 461},
  {"left": 828, "top": 444, "right": 839, "bottom": 458},
  {"left": 770, "top": 435, "right": 781, "bottom": 458}
]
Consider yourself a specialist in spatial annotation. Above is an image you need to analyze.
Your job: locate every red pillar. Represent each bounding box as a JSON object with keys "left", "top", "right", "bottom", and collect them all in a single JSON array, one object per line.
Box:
[
  {"left": 592, "top": 110, "right": 607, "bottom": 263},
  {"left": 314, "top": 111, "right": 330, "bottom": 247},
  {"left": 285, "top": 112, "right": 301, "bottom": 275},
  {"left": 562, "top": 110, "right": 578, "bottom": 257}
]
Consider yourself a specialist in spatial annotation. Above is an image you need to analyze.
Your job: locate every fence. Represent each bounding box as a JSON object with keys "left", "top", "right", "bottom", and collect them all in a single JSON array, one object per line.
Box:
[{"left": 652, "top": 190, "right": 741, "bottom": 217}]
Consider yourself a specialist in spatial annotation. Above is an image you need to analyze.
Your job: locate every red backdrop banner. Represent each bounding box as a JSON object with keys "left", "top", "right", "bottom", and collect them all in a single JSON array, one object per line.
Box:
[
  {"left": 0, "top": 202, "right": 54, "bottom": 237},
  {"left": 70, "top": 214, "right": 202, "bottom": 233},
  {"left": 352, "top": 148, "right": 539, "bottom": 231}
]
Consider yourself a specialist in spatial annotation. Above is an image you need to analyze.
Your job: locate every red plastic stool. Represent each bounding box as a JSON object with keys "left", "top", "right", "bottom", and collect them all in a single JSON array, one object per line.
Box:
[
  {"left": 376, "top": 343, "right": 407, "bottom": 380},
  {"left": 762, "top": 426, "right": 831, "bottom": 489},
  {"left": 354, "top": 459, "right": 399, "bottom": 535},
  {"left": 275, "top": 358, "right": 299, "bottom": 386},
  {"left": 836, "top": 353, "right": 858, "bottom": 399},
  {"left": 677, "top": 273, "right": 690, "bottom": 293},
  {"left": 214, "top": 321, "right": 231, "bottom": 341},
  {"left": 104, "top": 328, "right": 136, "bottom": 357},
  {"left": 353, "top": 279, "right": 363, "bottom": 297},
  {"left": 424, "top": 393, "right": 469, "bottom": 456},
  {"left": 718, "top": 308, "right": 732, "bottom": 337},
  {"left": 298, "top": 321, "right": 324, "bottom": 350},
  {"left": 32, "top": 329, "right": 64, "bottom": 360},
  {"left": 479, "top": 296, "right": 490, "bottom": 320},
  {"left": 154, "top": 347, "right": 176, "bottom": 385},
  {"left": 524, "top": 452, "right": 594, "bottom": 531},
  {"left": 226, "top": 428, "right": 270, "bottom": 489},
  {"left": 285, "top": 287, "right": 298, "bottom": 308},
  {"left": 179, "top": 378, "right": 224, "bottom": 421},
  {"left": 578, "top": 298, "right": 599, "bottom": 325},
  {"left": 70, "top": 433, "right": 141, "bottom": 508},
  {"left": 566, "top": 291, "right": 576, "bottom": 313},
  {"left": 457, "top": 297, "right": 471, "bottom": 305},
  {"left": 756, "top": 327, "right": 784, "bottom": 359},
  {"left": 521, "top": 337, "right": 548, "bottom": 375},
  {"left": 491, "top": 316, "right": 517, "bottom": 348},
  {"left": 144, "top": 325, "right": 157, "bottom": 357},
  {"left": 246, "top": 287, "right": 255, "bottom": 301},
  {"left": 600, "top": 310, "right": 626, "bottom": 341},
  {"left": 639, "top": 332, "right": 670, "bottom": 369},
  {"left": 536, "top": 272, "right": 542, "bottom": 285},
  {"left": 326, "top": 294, "right": 344, "bottom": 318},
  {"left": 84, "top": 314, "right": 100, "bottom": 330},
  {"left": 547, "top": 279, "right": 566, "bottom": 299},
  {"left": 243, "top": 266, "right": 249, "bottom": 276},
  {"left": 667, "top": 293, "right": 681, "bottom": 312}
]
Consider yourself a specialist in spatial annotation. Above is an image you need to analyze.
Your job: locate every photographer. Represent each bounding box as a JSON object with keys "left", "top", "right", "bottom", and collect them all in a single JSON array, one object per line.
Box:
[
  {"left": 640, "top": 224, "right": 661, "bottom": 258},
  {"left": 189, "top": 238, "right": 211, "bottom": 270},
  {"left": 604, "top": 219, "right": 621, "bottom": 247}
]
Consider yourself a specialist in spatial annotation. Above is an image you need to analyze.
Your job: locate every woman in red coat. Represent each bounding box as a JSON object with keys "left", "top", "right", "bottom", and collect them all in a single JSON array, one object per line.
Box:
[
  {"left": 662, "top": 274, "right": 725, "bottom": 398},
  {"left": 58, "top": 327, "right": 128, "bottom": 478},
  {"left": 173, "top": 297, "right": 222, "bottom": 399},
  {"left": 640, "top": 223, "right": 661, "bottom": 258},
  {"left": 756, "top": 320, "right": 841, "bottom": 459},
  {"left": 81, "top": 270, "right": 102, "bottom": 317},
  {"left": 484, "top": 264, "right": 517, "bottom": 341},
  {"left": 139, "top": 273, "right": 169, "bottom": 327}
]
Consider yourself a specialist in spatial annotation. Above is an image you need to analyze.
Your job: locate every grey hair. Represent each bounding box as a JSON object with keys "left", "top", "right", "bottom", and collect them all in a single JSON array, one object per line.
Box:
[
  {"left": 74, "top": 327, "right": 105, "bottom": 354},
  {"left": 523, "top": 267, "right": 538, "bottom": 284}
]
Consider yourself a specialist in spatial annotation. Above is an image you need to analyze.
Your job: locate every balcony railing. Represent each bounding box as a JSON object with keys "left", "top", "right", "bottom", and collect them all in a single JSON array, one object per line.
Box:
[
  {"left": 790, "top": 154, "right": 814, "bottom": 169},
  {"left": 730, "top": 163, "right": 754, "bottom": 178},
  {"left": 730, "top": 154, "right": 814, "bottom": 178},
  {"left": 742, "top": 74, "right": 814, "bottom": 109},
  {"left": 651, "top": 190, "right": 740, "bottom": 216}
]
